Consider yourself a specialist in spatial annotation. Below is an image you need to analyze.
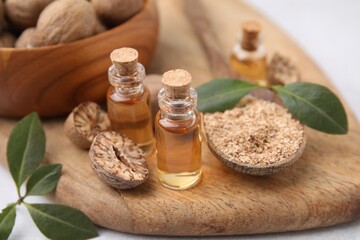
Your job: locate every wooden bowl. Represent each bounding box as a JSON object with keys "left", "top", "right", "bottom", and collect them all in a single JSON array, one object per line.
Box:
[{"left": 0, "top": 0, "right": 158, "bottom": 118}]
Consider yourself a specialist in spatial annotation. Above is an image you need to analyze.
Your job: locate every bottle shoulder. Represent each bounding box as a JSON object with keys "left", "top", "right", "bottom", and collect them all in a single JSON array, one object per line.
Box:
[
  {"left": 108, "top": 63, "right": 146, "bottom": 87},
  {"left": 232, "top": 44, "right": 266, "bottom": 61},
  {"left": 156, "top": 111, "right": 201, "bottom": 134},
  {"left": 107, "top": 85, "right": 150, "bottom": 104}
]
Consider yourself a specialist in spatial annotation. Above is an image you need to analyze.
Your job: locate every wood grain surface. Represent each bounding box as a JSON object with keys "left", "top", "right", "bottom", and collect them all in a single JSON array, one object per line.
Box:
[
  {"left": 0, "top": 0, "right": 158, "bottom": 118},
  {"left": 1, "top": 0, "right": 360, "bottom": 236}
]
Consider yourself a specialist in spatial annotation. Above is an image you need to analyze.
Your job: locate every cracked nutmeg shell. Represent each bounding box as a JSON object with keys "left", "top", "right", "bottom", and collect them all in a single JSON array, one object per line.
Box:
[
  {"left": 64, "top": 101, "right": 110, "bottom": 149},
  {"left": 89, "top": 131, "right": 149, "bottom": 189},
  {"left": 267, "top": 53, "right": 300, "bottom": 85}
]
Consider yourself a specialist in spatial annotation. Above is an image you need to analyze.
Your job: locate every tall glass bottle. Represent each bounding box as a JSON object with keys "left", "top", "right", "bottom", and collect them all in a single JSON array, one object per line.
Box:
[
  {"left": 230, "top": 20, "right": 267, "bottom": 86},
  {"left": 107, "top": 47, "right": 154, "bottom": 156},
  {"left": 155, "top": 69, "right": 202, "bottom": 190}
]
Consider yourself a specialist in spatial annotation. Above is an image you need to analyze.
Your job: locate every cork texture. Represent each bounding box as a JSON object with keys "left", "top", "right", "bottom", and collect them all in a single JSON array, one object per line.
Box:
[
  {"left": 110, "top": 47, "right": 139, "bottom": 75},
  {"left": 241, "top": 20, "right": 261, "bottom": 51},
  {"left": 162, "top": 69, "right": 192, "bottom": 99},
  {"left": 242, "top": 20, "right": 261, "bottom": 34}
]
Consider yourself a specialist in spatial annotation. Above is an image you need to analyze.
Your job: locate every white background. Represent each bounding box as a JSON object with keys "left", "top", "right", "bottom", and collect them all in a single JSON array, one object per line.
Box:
[{"left": 1, "top": 0, "right": 360, "bottom": 239}]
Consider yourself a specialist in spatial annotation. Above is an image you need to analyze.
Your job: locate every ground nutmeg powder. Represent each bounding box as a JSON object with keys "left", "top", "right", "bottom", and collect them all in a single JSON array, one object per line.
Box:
[{"left": 204, "top": 97, "right": 305, "bottom": 166}]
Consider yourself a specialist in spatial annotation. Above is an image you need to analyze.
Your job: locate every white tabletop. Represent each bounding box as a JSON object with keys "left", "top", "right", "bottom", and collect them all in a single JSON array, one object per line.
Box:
[{"left": 1, "top": 0, "right": 360, "bottom": 239}]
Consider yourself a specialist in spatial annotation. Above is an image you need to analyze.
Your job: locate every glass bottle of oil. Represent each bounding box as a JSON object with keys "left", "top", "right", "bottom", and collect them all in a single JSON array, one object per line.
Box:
[
  {"left": 230, "top": 20, "right": 267, "bottom": 86},
  {"left": 155, "top": 69, "right": 202, "bottom": 190},
  {"left": 107, "top": 47, "right": 153, "bottom": 156}
]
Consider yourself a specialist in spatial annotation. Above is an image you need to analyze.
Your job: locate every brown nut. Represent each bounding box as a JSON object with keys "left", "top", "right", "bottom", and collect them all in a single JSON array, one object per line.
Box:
[
  {"left": 267, "top": 53, "right": 301, "bottom": 85},
  {"left": 15, "top": 28, "right": 36, "bottom": 48},
  {"left": 89, "top": 131, "right": 149, "bottom": 189},
  {"left": 92, "top": 0, "right": 143, "bottom": 27},
  {"left": 5, "top": 0, "right": 54, "bottom": 31},
  {"left": 0, "top": 32, "right": 16, "bottom": 48},
  {"left": 94, "top": 20, "right": 107, "bottom": 35},
  {"left": 64, "top": 101, "right": 110, "bottom": 149},
  {"left": 36, "top": 0, "right": 100, "bottom": 46}
]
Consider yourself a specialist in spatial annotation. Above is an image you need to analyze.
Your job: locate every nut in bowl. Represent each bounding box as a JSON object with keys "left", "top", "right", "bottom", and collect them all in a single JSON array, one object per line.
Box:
[{"left": 0, "top": 0, "right": 158, "bottom": 117}]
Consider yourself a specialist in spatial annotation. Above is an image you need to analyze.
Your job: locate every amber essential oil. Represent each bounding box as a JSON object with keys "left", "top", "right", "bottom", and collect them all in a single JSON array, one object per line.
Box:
[
  {"left": 107, "top": 48, "right": 154, "bottom": 156},
  {"left": 155, "top": 69, "right": 202, "bottom": 190},
  {"left": 107, "top": 86, "right": 153, "bottom": 155},
  {"left": 230, "top": 20, "right": 267, "bottom": 86},
  {"left": 230, "top": 52, "right": 267, "bottom": 85}
]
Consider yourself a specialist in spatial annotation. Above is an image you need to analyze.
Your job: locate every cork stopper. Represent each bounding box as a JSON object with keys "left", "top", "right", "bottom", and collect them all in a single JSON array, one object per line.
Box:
[
  {"left": 110, "top": 47, "right": 138, "bottom": 75},
  {"left": 162, "top": 69, "right": 192, "bottom": 99},
  {"left": 241, "top": 20, "right": 261, "bottom": 51}
]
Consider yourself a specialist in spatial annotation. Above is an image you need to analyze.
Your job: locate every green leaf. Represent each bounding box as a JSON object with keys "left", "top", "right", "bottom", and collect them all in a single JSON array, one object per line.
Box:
[
  {"left": 7, "top": 112, "right": 46, "bottom": 189},
  {"left": 26, "top": 164, "right": 62, "bottom": 196},
  {"left": 273, "top": 83, "right": 348, "bottom": 134},
  {"left": 0, "top": 205, "right": 16, "bottom": 240},
  {"left": 196, "top": 78, "right": 258, "bottom": 112},
  {"left": 25, "top": 203, "right": 98, "bottom": 240}
]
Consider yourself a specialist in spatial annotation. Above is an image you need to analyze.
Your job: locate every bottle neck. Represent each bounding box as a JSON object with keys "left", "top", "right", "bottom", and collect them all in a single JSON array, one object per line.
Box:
[
  {"left": 240, "top": 31, "right": 260, "bottom": 51},
  {"left": 114, "top": 84, "right": 144, "bottom": 98},
  {"left": 108, "top": 63, "right": 145, "bottom": 98},
  {"left": 158, "top": 88, "right": 197, "bottom": 121}
]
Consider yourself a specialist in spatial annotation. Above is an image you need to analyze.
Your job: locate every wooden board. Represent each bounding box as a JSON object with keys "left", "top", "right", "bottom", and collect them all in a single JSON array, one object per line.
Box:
[{"left": 1, "top": 0, "right": 360, "bottom": 236}]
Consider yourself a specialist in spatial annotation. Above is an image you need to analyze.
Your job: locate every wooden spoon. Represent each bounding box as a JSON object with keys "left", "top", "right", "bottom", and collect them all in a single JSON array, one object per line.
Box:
[
  {"left": 206, "top": 131, "right": 307, "bottom": 176},
  {"left": 202, "top": 96, "right": 307, "bottom": 175}
]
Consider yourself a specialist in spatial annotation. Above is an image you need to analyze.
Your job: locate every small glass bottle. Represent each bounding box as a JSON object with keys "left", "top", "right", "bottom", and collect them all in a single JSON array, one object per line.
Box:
[
  {"left": 230, "top": 20, "right": 267, "bottom": 86},
  {"left": 155, "top": 69, "right": 202, "bottom": 190},
  {"left": 107, "top": 47, "right": 154, "bottom": 156}
]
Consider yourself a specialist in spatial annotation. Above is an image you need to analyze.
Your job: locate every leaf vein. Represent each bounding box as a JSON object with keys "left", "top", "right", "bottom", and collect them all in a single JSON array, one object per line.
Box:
[
  {"left": 198, "top": 86, "right": 256, "bottom": 103},
  {"left": 27, "top": 204, "right": 94, "bottom": 235},
  {"left": 277, "top": 87, "right": 345, "bottom": 131},
  {"left": 18, "top": 117, "right": 35, "bottom": 186}
]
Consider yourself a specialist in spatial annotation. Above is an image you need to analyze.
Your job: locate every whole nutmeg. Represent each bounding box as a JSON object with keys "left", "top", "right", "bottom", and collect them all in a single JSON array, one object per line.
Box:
[
  {"left": 92, "top": 0, "right": 143, "bottom": 27},
  {"left": 89, "top": 131, "right": 149, "bottom": 189},
  {"left": 15, "top": 28, "right": 42, "bottom": 48},
  {"left": 64, "top": 101, "right": 111, "bottom": 149},
  {"left": 37, "top": 0, "right": 100, "bottom": 46},
  {"left": 0, "top": 32, "right": 16, "bottom": 48},
  {"left": 5, "top": 0, "right": 54, "bottom": 31},
  {"left": 94, "top": 20, "right": 107, "bottom": 35}
]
